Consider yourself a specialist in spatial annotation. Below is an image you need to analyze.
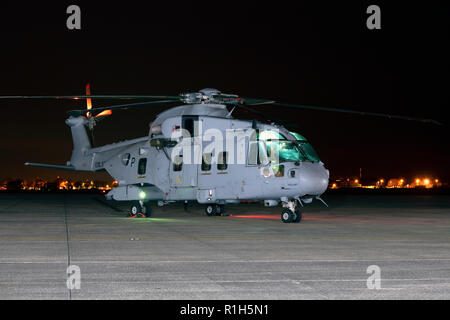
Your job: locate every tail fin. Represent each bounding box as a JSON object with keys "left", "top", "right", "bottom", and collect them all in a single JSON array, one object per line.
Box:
[
  {"left": 24, "top": 85, "right": 102, "bottom": 172},
  {"left": 65, "top": 116, "right": 92, "bottom": 170},
  {"left": 25, "top": 116, "right": 92, "bottom": 172}
]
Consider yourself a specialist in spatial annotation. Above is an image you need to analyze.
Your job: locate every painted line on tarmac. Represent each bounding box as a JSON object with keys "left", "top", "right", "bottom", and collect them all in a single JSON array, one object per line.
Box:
[
  {"left": 1, "top": 258, "right": 450, "bottom": 264},
  {"left": 2, "top": 278, "right": 448, "bottom": 286},
  {"left": 0, "top": 236, "right": 449, "bottom": 241}
]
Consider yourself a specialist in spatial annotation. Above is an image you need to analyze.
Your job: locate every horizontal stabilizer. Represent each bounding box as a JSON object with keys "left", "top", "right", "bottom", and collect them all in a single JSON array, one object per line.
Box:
[{"left": 25, "top": 162, "right": 76, "bottom": 171}]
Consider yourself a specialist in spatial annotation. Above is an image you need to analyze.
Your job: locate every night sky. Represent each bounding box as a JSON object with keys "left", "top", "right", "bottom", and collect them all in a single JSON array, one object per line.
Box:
[{"left": 0, "top": 2, "right": 448, "bottom": 182}]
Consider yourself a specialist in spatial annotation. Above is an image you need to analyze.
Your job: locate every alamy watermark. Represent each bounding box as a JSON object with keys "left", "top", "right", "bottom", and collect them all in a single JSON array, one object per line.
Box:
[
  {"left": 66, "top": 5, "right": 81, "bottom": 30},
  {"left": 366, "top": 5, "right": 381, "bottom": 30},
  {"left": 66, "top": 265, "right": 81, "bottom": 290},
  {"left": 167, "top": 124, "right": 285, "bottom": 166},
  {"left": 65, "top": 5, "right": 379, "bottom": 31},
  {"left": 366, "top": 265, "right": 381, "bottom": 290}
]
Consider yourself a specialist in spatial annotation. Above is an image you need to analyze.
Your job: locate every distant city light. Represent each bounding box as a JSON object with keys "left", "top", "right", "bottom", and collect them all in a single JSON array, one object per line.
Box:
[{"left": 328, "top": 176, "right": 442, "bottom": 190}]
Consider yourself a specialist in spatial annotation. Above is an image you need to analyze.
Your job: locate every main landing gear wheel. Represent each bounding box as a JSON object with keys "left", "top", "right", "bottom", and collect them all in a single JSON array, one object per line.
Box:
[
  {"left": 140, "top": 203, "right": 152, "bottom": 218},
  {"left": 128, "top": 203, "right": 139, "bottom": 218},
  {"left": 205, "top": 204, "right": 218, "bottom": 216},
  {"left": 128, "top": 201, "right": 151, "bottom": 218},
  {"left": 218, "top": 204, "right": 229, "bottom": 216},
  {"left": 281, "top": 209, "right": 295, "bottom": 223},
  {"left": 292, "top": 209, "right": 302, "bottom": 223}
]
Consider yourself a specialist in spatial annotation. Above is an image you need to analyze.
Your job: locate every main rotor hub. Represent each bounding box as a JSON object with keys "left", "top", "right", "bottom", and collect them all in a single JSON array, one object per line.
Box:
[
  {"left": 199, "top": 88, "right": 221, "bottom": 96},
  {"left": 180, "top": 88, "right": 239, "bottom": 105}
]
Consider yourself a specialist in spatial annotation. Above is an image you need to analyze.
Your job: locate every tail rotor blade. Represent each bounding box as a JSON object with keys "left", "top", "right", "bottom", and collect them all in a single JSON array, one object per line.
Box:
[
  {"left": 95, "top": 110, "right": 112, "bottom": 118},
  {"left": 86, "top": 83, "right": 93, "bottom": 113}
]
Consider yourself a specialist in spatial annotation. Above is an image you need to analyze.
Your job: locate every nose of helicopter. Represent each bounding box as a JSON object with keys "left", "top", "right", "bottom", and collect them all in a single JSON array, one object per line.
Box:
[{"left": 298, "top": 162, "right": 329, "bottom": 196}]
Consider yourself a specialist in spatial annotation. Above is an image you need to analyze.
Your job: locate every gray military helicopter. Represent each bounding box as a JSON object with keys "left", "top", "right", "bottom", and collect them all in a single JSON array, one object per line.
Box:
[{"left": 1, "top": 87, "right": 441, "bottom": 223}]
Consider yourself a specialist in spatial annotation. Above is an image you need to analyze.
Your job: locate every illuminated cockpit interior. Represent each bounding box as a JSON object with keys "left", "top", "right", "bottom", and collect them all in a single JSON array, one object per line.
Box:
[{"left": 257, "top": 130, "right": 320, "bottom": 163}]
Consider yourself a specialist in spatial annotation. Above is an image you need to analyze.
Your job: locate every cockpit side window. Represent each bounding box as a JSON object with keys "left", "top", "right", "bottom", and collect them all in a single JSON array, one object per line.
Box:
[
  {"left": 297, "top": 142, "right": 320, "bottom": 162},
  {"left": 248, "top": 141, "right": 269, "bottom": 165},
  {"left": 289, "top": 131, "right": 307, "bottom": 141},
  {"left": 258, "top": 130, "right": 286, "bottom": 140},
  {"left": 259, "top": 131, "right": 321, "bottom": 163},
  {"left": 266, "top": 141, "right": 305, "bottom": 163},
  {"left": 290, "top": 131, "right": 320, "bottom": 162},
  {"left": 273, "top": 165, "right": 284, "bottom": 177}
]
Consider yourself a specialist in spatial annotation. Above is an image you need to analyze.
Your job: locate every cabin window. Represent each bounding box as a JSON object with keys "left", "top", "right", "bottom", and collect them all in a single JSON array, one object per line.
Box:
[
  {"left": 138, "top": 158, "right": 147, "bottom": 175},
  {"left": 173, "top": 154, "right": 183, "bottom": 172},
  {"left": 201, "top": 153, "right": 212, "bottom": 171},
  {"left": 217, "top": 152, "right": 228, "bottom": 171}
]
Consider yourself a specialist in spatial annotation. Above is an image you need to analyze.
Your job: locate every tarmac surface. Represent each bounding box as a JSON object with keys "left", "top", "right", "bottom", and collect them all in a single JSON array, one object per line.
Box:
[{"left": 0, "top": 192, "right": 449, "bottom": 299}]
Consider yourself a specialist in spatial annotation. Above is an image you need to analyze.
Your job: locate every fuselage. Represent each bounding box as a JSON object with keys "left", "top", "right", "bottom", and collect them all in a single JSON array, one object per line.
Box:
[{"left": 101, "top": 103, "right": 329, "bottom": 204}]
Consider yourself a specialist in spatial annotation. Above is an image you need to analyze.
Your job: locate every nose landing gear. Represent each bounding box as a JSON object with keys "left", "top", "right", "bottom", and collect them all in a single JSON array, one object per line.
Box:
[{"left": 281, "top": 199, "right": 302, "bottom": 223}]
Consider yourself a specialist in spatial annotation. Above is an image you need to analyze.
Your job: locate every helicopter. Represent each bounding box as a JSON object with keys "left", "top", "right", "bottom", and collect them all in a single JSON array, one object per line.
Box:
[{"left": 0, "top": 87, "right": 441, "bottom": 223}]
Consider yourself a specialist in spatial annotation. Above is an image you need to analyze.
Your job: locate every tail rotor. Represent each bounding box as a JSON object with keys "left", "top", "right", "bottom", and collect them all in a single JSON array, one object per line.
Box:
[{"left": 83, "top": 84, "right": 112, "bottom": 146}]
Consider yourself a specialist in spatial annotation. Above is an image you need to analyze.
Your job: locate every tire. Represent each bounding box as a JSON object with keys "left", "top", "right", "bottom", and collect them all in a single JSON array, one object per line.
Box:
[
  {"left": 140, "top": 204, "right": 152, "bottom": 218},
  {"left": 129, "top": 203, "right": 139, "bottom": 218},
  {"left": 205, "top": 204, "right": 218, "bottom": 216},
  {"left": 281, "top": 209, "right": 293, "bottom": 223},
  {"left": 219, "top": 204, "right": 229, "bottom": 216},
  {"left": 293, "top": 209, "right": 302, "bottom": 223}
]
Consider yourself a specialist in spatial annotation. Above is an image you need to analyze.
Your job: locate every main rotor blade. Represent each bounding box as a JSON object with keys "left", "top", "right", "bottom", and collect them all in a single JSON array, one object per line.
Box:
[
  {"left": 238, "top": 98, "right": 442, "bottom": 126},
  {"left": 0, "top": 95, "right": 181, "bottom": 100},
  {"left": 240, "top": 98, "right": 276, "bottom": 106},
  {"left": 67, "top": 100, "right": 178, "bottom": 117},
  {"left": 229, "top": 102, "right": 299, "bottom": 128},
  {"left": 270, "top": 102, "right": 442, "bottom": 125}
]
